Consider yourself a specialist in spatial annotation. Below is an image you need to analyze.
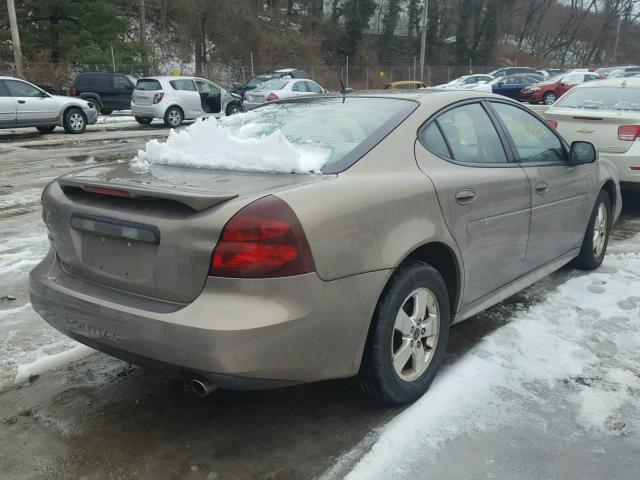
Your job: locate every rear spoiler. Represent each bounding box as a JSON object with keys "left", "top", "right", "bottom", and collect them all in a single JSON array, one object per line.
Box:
[{"left": 58, "top": 178, "right": 237, "bottom": 212}]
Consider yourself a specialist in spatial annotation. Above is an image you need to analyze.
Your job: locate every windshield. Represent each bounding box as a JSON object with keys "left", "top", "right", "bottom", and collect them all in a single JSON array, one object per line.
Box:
[
  {"left": 555, "top": 86, "right": 640, "bottom": 111},
  {"left": 257, "top": 80, "right": 288, "bottom": 91},
  {"left": 218, "top": 97, "right": 417, "bottom": 173}
]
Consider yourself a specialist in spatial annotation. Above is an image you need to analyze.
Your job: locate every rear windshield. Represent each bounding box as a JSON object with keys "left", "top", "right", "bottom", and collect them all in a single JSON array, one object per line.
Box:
[
  {"left": 136, "top": 79, "right": 162, "bottom": 91},
  {"left": 555, "top": 86, "right": 640, "bottom": 111},
  {"left": 219, "top": 97, "right": 417, "bottom": 173},
  {"left": 247, "top": 75, "right": 274, "bottom": 89},
  {"left": 258, "top": 80, "right": 288, "bottom": 91}
]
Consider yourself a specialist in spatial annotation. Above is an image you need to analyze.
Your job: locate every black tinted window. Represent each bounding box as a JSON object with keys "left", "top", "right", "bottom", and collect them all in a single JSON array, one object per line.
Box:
[
  {"left": 0, "top": 81, "right": 9, "bottom": 97},
  {"left": 421, "top": 123, "right": 451, "bottom": 158},
  {"left": 170, "top": 79, "right": 197, "bottom": 91},
  {"left": 136, "top": 79, "right": 162, "bottom": 90},
  {"left": 437, "top": 103, "right": 507, "bottom": 164},
  {"left": 492, "top": 103, "right": 564, "bottom": 163}
]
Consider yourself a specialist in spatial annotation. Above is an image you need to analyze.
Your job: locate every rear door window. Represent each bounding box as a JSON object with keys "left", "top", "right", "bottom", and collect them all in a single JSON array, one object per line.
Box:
[
  {"left": 491, "top": 102, "right": 565, "bottom": 163},
  {"left": 435, "top": 103, "right": 508, "bottom": 164},
  {"left": 0, "top": 81, "right": 10, "bottom": 96},
  {"left": 292, "top": 81, "right": 309, "bottom": 92},
  {"left": 170, "top": 79, "right": 197, "bottom": 91},
  {"left": 305, "top": 81, "right": 323, "bottom": 93},
  {"left": 136, "top": 79, "right": 162, "bottom": 90},
  {"left": 114, "top": 75, "right": 131, "bottom": 90}
]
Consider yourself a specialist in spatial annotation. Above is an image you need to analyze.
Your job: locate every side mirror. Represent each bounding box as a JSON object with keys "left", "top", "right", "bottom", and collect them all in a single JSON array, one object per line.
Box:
[
  {"left": 498, "top": 82, "right": 504, "bottom": 86},
  {"left": 570, "top": 141, "right": 597, "bottom": 165}
]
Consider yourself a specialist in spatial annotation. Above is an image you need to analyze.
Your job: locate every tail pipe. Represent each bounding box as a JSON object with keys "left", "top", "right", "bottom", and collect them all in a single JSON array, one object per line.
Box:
[{"left": 190, "top": 377, "right": 218, "bottom": 397}]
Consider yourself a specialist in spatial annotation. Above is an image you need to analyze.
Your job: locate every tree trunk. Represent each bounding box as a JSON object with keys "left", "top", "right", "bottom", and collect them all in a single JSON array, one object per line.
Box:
[{"left": 6, "top": 0, "right": 24, "bottom": 78}]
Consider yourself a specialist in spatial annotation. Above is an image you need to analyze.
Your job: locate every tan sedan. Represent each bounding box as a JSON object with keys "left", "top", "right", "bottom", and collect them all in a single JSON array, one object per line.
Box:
[{"left": 31, "top": 91, "right": 620, "bottom": 404}]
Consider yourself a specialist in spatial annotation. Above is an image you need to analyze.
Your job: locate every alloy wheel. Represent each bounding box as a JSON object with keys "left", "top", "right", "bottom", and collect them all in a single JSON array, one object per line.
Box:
[
  {"left": 592, "top": 202, "right": 608, "bottom": 257},
  {"left": 69, "top": 112, "right": 84, "bottom": 131},
  {"left": 391, "top": 287, "right": 440, "bottom": 382}
]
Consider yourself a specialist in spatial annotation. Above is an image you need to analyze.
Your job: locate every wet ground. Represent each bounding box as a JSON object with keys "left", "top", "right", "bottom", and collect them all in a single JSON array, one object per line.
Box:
[{"left": 0, "top": 119, "right": 639, "bottom": 479}]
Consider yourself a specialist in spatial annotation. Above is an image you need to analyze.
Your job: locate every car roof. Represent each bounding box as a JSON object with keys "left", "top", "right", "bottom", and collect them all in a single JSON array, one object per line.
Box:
[{"left": 573, "top": 77, "right": 640, "bottom": 89}]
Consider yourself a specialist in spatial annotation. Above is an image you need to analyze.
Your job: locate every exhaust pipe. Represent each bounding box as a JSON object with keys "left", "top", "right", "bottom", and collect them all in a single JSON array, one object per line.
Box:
[{"left": 190, "top": 378, "right": 218, "bottom": 397}]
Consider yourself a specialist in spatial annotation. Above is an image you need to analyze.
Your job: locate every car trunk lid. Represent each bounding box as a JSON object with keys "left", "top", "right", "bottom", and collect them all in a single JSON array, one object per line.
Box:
[
  {"left": 44, "top": 163, "right": 325, "bottom": 304},
  {"left": 546, "top": 107, "right": 640, "bottom": 154}
]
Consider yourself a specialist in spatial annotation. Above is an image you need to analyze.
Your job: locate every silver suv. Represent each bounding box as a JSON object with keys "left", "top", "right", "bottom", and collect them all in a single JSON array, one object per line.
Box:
[
  {"left": 131, "top": 76, "right": 243, "bottom": 127},
  {"left": 0, "top": 76, "right": 97, "bottom": 134}
]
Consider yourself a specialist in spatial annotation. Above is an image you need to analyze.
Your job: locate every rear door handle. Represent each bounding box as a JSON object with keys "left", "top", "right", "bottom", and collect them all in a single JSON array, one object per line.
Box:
[
  {"left": 535, "top": 182, "right": 549, "bottom": 194},
  {"left": 455, "top": 188, "right": 476, "bottom": 204},
  {"left": 17, "top": 99, "right": 25, "bottom": 104}
]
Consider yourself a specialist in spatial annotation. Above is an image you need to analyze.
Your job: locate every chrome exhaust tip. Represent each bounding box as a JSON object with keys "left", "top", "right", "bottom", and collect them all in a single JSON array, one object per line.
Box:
[{"left": 190, "top": 378, "right": 218, "bottom": 397}]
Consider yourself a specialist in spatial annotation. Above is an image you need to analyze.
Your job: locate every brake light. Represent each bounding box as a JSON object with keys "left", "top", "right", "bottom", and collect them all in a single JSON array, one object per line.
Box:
[
  {"left": 546, "top": 119, "right": 558, "bottom": 129},
  {"left": 83, "top": 186, "right": 131, "bottom": 198},
  {"left": 209, "top": 196, "right": 315, "bottom": 278},
  {"left": 153, "top": 92, "right": 164, "bottom": 104},
  {"left": 266, "top": 92, "right": 279, "bottom": 102},
  {"left": 618, "top": 125, "right": 640, "bottom": 141},
  {"left": 70, "top": 87, "right": 78, "bottom": 96}
]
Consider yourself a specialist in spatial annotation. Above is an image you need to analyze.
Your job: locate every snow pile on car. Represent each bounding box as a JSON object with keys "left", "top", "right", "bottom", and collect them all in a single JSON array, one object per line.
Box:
[{"left": 130, "top": 116, "right": 330, "bottom": 174}]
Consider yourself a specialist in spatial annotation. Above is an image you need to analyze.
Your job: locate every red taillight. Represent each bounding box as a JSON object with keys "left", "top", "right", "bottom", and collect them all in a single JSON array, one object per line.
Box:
[
  {"left": 618, "top": 125, "right": 640, "bottom": 141},
  {"left": 546, "top": 119, "right": 558, "bottom": 129},
  {"left": 153, "top": 92, "right": 164, "bottom": 104},
  {"left": 209, "top": 196, "right": 315, "bottom": 278},
  {"left": 71, "top": 87, "right": 78, "bottom": 96},
  {"left": 83, "top": 186, "right": 131, "bottom": 198},
  {"left": 266, "top": 92, "right": 279, "bottom": 102}
]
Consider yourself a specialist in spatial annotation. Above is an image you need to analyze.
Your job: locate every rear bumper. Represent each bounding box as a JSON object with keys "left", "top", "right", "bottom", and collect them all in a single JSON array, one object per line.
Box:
[
  {"left": 131, "top": 103, "right": 165, "bottom": 119},
  {"left": 600, "top": 141, "right": 640, "bottom": 184},
  {"left": 30, "top": 250, "right": 389, "bottom": 388}
]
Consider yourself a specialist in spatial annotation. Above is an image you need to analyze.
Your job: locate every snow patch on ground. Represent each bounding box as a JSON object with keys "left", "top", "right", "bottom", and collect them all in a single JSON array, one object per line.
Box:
[
  {"left": 333, "top": 244, "right": 640, "bottom": 480},
  {"left": 14, "top": 344, "right": 94, "bottom": 384},
  {"left": 130, "top": 116, "right": 329, "bottom": 174}
]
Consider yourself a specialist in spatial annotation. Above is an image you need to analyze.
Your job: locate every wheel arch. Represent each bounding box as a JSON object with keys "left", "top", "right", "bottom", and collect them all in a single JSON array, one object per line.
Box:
[
  {"left": 601, "top": 178, "right": 617, "bottom": 216},
  {"left": 397, "top": 241, "right": 462, "bottom": 315}
]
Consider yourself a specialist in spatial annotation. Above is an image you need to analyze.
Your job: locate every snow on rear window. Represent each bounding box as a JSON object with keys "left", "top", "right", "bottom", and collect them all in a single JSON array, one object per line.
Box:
[
  {"left": 131, "top": 98, "right": 415, "bottom": 174},
  {"left": 136, "top": 79, "right": 161, "bottom": 90}
]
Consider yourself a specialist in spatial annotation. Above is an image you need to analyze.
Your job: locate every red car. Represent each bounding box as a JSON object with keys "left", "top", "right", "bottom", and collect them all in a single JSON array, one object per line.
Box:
[{"left": 520, "top": 71, "right": 602, "bottom": 105}]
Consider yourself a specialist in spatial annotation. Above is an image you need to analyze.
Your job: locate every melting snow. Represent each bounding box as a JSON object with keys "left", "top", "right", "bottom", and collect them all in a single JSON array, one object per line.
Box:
[
  {"left": 326, "top": 240, "right": 640, "bottom": 480},
  {"left": 130, "top": 116, "right": 330, "bottom": 174}
]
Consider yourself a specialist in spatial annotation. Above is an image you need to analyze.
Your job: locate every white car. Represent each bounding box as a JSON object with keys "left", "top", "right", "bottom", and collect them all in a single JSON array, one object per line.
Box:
[
  {"left": 0, "top": 76, "right": 97, "bottom": 134},
  {"left": 131, "top": 76, "right": 243, "bottom": 127},
  {"left": 435, "top": 74, "right": 493, "bottom": 90},
  {"left": 243, "top": 78, "right": 326, "bottom": 110},
  {"left": 545, "top": 77, "right": 640, "bottom": 191}
]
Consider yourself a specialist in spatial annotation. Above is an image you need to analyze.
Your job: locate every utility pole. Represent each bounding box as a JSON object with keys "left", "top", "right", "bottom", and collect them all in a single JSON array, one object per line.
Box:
[
  {"left": 419, "top": 0, "right": 429, "bottom": 83},
  {"left": 139, "top": 0, "right": 148, "bottom": 75},
  {"left": 7, "top": 0, "right": 24, "bottom": 79}
]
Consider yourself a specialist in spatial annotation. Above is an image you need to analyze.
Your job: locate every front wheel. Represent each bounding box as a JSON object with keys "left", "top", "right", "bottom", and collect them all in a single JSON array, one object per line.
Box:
[
  {"left": 573, "top": 189, "right": 611, "bottom": 270},
  {"left": 358, "top": 263, "right": 450, "bottom": 405},
  {"left": 63, "top": 108, "right": 87, "bottom": 134},
  {"left": 226, "top": 102, "right": 243, "bottom": 116},
  {"left": 36, "top": 126, "right": 56, "bottom": 134},
  {"left": 135, "top": 116, "right": 153, "bottom": 125},
  {"left": 543, "top": 92, "right": 557, "bottom": 105},
  {"left": 164, "top": 106, "right": 183, "bottom": 128}
]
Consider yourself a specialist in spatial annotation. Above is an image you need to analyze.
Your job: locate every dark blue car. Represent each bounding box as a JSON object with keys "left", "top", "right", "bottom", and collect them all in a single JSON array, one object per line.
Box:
[{"left": 479, "top": 74, "right": 544, "bottom": 99}]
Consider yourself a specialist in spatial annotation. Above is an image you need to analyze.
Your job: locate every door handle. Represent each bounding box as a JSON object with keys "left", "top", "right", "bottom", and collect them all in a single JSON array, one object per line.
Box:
[
  {"left": 17, "top": 99, "right": 25, "bottom": 104},
  {"left": 455, "top": 188, "right": 476, "bottom": 204},
  {"left": 535, "top": 182, "right": 549, "bottom": 194}
]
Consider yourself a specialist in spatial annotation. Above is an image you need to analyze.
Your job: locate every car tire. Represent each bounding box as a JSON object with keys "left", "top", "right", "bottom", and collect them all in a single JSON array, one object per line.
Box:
[
  {"left": 164, "top": 106, "right": 183, "bottom": 128},
  {"left": 358, "top": 262, "right": 450, "bottom": 405},
  {"left": 135, "top": 116, "right": 153, "bottom": 125},
  {"left": 36, "top": 126, "right": 56, "bottom": 134},
  {"left": 543, "top": 92, "right": 557, "bottom": 105},
  {"left": 226, "top": 102, "right": 243, "bottom": 116},
  {"left": 63, "top": 108, "right": 87, "bottom": 134},
  {"left": 573, "top": 189, "right": 611, "bottom": 270}
]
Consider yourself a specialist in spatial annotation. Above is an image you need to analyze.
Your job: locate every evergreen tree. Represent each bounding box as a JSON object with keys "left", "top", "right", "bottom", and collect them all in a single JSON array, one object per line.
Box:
[{"left": 341, "top": 0, "right": 377, "bottom": 58}]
